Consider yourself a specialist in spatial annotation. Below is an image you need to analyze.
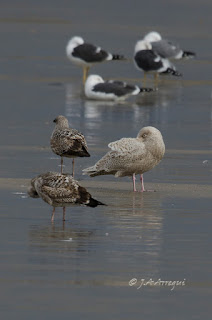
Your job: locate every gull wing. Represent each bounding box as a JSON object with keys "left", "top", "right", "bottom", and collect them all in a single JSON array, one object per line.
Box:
[
  {"left": 108, "top": 138, "right": 145, "bottom": 154},
  {"left": 151, "top": 40, "right": 181, "bottom": 58},
  {"left": 72, "top": 43, "right": 109, "bottom": 63}
]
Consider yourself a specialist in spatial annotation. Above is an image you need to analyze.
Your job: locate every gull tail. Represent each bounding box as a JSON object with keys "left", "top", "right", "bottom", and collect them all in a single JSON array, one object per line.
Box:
[
  {"left": 139, "top": 87, "right": 156, "bottom": 93},
  {"left": 82, "top": 166, "right": 99, "bottom": 177},
  {"left": 161, "top": 68, "right": 182, "bottom": 77},
  {"left": 112, "top": 54, "right": 126, "bottom": 61},
  {"left": 80, "top": 149, "right": 90, "bottom": 157},
  {"left": 86, "top": 197, "right": 106, "bottom": 207},
  {"left": 182, "top": 51, "right": 196, "bottom": 58}
]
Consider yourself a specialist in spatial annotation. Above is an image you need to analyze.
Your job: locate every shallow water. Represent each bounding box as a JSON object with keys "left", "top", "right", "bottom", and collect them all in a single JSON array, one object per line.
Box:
[{"left": 0, "top": 1, "right": 212, "bottom": 319}]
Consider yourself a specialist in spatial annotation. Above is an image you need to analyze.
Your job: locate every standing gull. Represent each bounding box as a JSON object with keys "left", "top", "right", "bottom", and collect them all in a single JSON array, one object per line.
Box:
[
  {"left": 144, "top": 31, "right": 196, "bottom": 59},
  {"left": 66, "top": 36, "right": 125, "bottom": 84},
  {"left": 83, "top": 126, "right": 165, "bottom": 192},
  {"left": 134, "top": 40, "right": 182, "bottom": 84},
  {"left": 28, "top": 172, "right": 105, "bottom": 222},
  {"left": 50, "top": 115, "right": 90, "bottom": 176},
  {"left": 84, "top": 74, "right": 155, "bottom": 101}
]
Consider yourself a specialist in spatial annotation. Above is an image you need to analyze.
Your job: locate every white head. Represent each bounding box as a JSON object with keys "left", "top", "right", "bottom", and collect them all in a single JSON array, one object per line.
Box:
[
  {"left": 66, "top": 36, "right": 84, "bottom": 56},
  {"left": 85, "top": 74, "right": 104, "bottom": 88},
  {"left": 144, "top": 31, "right": 162, "bottom": 42},
  {"left": 135, "top": 40, "right": 152, "bottom": 53}
]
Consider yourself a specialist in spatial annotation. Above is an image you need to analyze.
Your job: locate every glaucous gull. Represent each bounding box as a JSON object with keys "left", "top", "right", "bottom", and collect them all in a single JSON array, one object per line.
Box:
[{"left": 83, "top": 126, "right": 165, "bottom": 192}]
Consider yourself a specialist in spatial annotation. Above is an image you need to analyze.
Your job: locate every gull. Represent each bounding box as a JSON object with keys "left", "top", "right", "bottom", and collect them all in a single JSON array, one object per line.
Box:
[
  {"left": 83, "top": 126, "right": 165, "bottom": 192},
  {"left": 144, "top": 31, "right": 196, "bottom": 59},
  {"left": 28, "top": 171, "right": 105, "bottom": 222},
  {"left": 134, "top": 39, "right": 182, "bottom": 84},
  {"left": 50, "top": 115, "right": 90, "bottom": 177},
  {"left": 84, "top": 74, "right": 155, "bottom": 101},
  {"left": 66, "top": 36, "right": 125, "bottom": 84}
]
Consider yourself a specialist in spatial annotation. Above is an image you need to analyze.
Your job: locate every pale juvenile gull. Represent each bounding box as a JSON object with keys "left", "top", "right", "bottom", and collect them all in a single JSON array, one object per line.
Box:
[
  {"left": 66, "top": 36, "right": 125, "bottom": 84},
  {"left": 144, "top": 31, "right": 196, "bottom": 59},
  {"left": 28, "top": 171, "right": 105, "bottom": 222},
  {"left": 134, "top": 40, "right": 182, "bottom": 84},
  {"left": 84, "top": 74, "right": 155, "bottom": 101},
  {"left": 83, "top": 126, "right": 165, "bottom": 192},
  {"left": 50, "top": 115, "right": 90, "bottom": 177}
]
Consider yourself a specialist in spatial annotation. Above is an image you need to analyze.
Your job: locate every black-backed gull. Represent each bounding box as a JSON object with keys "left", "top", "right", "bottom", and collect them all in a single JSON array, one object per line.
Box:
[
  {"left": 134, "top": 40, "right": 182, "bottom": 83},
  {"left": 144, "top": 31, "right": 195, "bottom": 59},
  {"left": 66, "top": 36, "right": 125, "bottom": 84},
  {"left": 84, "top": 74, "right": 155, "bottom": 101}
]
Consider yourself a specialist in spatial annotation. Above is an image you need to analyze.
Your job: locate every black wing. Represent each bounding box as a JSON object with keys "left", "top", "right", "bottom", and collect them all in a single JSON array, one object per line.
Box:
[
  {"left": 92, "top": 82, "right": 135, "bottom": 97},
  {"left": 72, "top": 43, "right": 109, "bottom": 63},
  {"left": 134, "top": 50, "right": 163, "bottom": 71}
]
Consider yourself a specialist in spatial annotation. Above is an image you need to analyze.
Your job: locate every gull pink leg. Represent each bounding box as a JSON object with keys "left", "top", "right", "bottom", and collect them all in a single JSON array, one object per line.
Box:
[
  {"left": 140, "top": 174, "right": 145, "bottom": 192},
  {"left": 132, "top": 173, "right": 137, "bottom": 192},
  {"left": 51, "top": 207, "right": 55, "bottom": 222}
]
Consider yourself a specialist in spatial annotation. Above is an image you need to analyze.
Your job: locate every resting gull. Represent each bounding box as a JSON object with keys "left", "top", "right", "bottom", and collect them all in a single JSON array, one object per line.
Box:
[
  {"left": 134, "top": 39, "right": 182, "bottom": 83},
  {"left": 144, "top": 31, "right": 195, "bottom": 59},
  {"left": 28, "top": 172, "right": 105, "bottom": 222},
  {"left": 84, "top": 74, "right": 155, "bottom": 101},
  {"left": 50, "top": 115, "right": 90, "bottom": 177},
  {"left": 66, "top": 36, "right": 125, "bottom": 84},
  {"left": 83, "top": 126, "right": 165, "bottom": 192}
]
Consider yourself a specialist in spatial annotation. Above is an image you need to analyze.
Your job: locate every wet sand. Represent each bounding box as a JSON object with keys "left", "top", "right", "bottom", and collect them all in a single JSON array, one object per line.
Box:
[{"left": 2, "top": 176, "right": 212, "bottom": 199}]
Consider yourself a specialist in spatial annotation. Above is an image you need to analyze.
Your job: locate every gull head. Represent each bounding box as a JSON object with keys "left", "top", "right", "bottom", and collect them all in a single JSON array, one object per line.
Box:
[
  {"left": 135, "top": 40, "right": 152, "bottom": 52},
  {"left": 137, "top": 126, "right": 163, "bottom": 142},
  {"left": 85, "top": 74, "right": 104, "bottom": 87},
  {"left": 144, "top": 31, "right": 162, "bottom": 42},
  {"left": 66, "top": 36, "right": 84, "bottom": 56},
  {"left": 53, "top": 115, "right": 69, "bottom": 128},
  {"left": 68, "top": 36, "right": 84, "bottom": 46},
  {"left": 137, "top": 126, "right": 165, "bottom": 157}
]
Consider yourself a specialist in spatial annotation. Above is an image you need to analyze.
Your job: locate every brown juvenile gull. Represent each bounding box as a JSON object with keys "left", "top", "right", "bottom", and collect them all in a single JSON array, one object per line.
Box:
[
  {"left": 83, "top": 126, "right": 165, "bottom": 192},
  {"left": 50, "top": 115, "right": 90, "bottom": 177},
  {"left": 28, "top": 171, "right": 105, "bottom": 222}
]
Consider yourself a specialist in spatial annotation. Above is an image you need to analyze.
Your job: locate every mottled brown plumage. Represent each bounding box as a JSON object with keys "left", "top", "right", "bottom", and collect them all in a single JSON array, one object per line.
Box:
[
  {"left": 28, "top": 171, "right": 105, "bottom": 221},
  {"left": 50, "top": 115, "right": 90, "bottom": 176}
]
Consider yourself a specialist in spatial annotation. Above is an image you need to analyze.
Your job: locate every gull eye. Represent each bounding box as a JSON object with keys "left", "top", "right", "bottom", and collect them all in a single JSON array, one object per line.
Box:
[{"left": 142, "top": 133, "right": 147, "bottom": 138}]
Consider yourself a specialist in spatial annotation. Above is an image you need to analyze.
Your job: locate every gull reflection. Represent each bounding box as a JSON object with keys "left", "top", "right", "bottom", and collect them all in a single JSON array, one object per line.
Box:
[
  {"left": 103, "top": 189, "right": 164, "bottom": 277},
  {"left": 64, "top": 80, "right": 183, "bottom": 157},
  {"left": 65, "top": 80, "right": 183, "bottom": 134},
  {"left": 28, "top": 223, "right": 95, "bottom": 252}
]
